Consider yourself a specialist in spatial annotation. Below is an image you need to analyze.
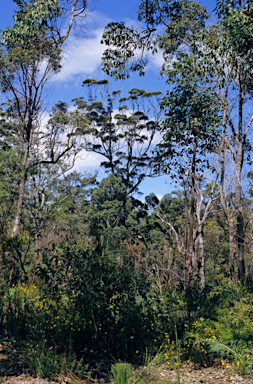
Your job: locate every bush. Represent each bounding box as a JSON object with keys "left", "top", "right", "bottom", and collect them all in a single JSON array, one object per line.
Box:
[
  {"left": 1, "top": 244, "right": 187, "bottom": 366},
  {"left": 26, "top": 344, "right": 87, "bottom": 379}
]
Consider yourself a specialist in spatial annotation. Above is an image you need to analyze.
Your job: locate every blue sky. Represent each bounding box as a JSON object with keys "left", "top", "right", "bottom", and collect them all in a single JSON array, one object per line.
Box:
[{"left": 0, "top": 0, "right": 218, "bottom": 199}]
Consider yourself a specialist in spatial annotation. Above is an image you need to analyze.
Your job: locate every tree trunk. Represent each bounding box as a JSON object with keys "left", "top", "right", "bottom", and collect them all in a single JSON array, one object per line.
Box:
[
  {"left": 235, "top": 82, "right": 245, "bottom": 283},
  {"left": 236, "top": 182, "right": 245, "bottom": 283},
  {"left": 220, "top": 98, "right": 236, "bottom": 281},
  {"left": 228, "top": 215, "right": 236, "bottom": 281},
  {"left": 12, "top": 177, "right": 26, "bottom": 237},
  {"left": 197, "top": 232, "right": 205, "bottom": 291},
  {"left": 11, "top": 125, "right": 32, "bottom": 237},
  {"left": 185, "top": 136, "right": 197, "bottom": 309}
]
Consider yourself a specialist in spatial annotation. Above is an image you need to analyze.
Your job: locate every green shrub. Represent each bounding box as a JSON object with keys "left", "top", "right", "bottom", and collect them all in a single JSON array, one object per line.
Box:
[{"left": 25, "top": 344, "right": 87, "bottom": 379}]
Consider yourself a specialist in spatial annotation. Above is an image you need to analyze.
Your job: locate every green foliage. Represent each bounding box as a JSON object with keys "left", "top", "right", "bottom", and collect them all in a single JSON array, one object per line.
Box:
[
  {"left": 2, "top": 234, "right": 33, "bottom": 284},
  {"left": 155, "top": 77, "right": 220, "bottom": 178},
  {"left": 2, "top": 0, "right": 253, "bottom": 378},
  {"left": 90, "top": 174, "right": 132, "bottom": 253},
  {"left": 101, "top": 0, "right": 209, "bottom": 79},
  {"left": 0, "top": 0, "right": 62, "bottom": 83},
  {"left": 78, "top": 81, "right": 160, "bottom": 195},
  {"left": 186, "top": 330, "right": 253, "bottom": 375},
  {"left": 26, "top": 344, "right": 87, "bottom": 380},
  {"left": 35, "top": 244, "right": 181, "bottom": 359},
  {"left": 111, "top": 363, "right": 134, "bottom": 384}
]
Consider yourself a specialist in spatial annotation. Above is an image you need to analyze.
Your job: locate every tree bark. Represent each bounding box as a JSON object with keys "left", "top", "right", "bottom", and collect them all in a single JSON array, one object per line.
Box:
[
  {"left": 235, "top": 82, "right": 245, "bottom": 283},
  {"left": 196, "top": 232, "right": 205, "bottom": 291},
  {"left": 219, "top": 88, "right": 236, "bottom": 281},
  {"left": 11, "top": 137, "right": 31, "bottom": 237},
  {"left": 185, "top": 135, "right": 197, "bottom": 308},
  {"left": 227, "top": 215, "right": 236, "bottom": 280},
  {"left": 11, "top": 178, "right": 26, "bottom": 237}
]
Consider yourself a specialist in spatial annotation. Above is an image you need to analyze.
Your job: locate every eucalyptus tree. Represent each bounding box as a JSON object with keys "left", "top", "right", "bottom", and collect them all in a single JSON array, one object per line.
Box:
[
  {"left": 0, "top": 0, "right": 88, "bottom": 237},
  {"left": 101, "top": 0, "right": 253, "bottom": 286},
  {"left": 154, "top": 73, "right": 220, "bottom": 303},
  {"left": 21, "top": 101, "right": 88, "bottom": 248},
  {"left": 76, "top": 79, "right": 162, "bottom": 195},
  {"left": 194, "top": 2, "right": 253, "bottom": 283},
  {"left": 101, "top": 0, "right": 209, "bottom": 80}
]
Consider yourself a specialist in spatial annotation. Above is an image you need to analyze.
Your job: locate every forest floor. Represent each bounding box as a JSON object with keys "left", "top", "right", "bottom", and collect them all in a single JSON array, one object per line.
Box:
[
  {"left": 1, "top": 367, "right": 253, "bottom": 384},
  {"left": 0, "top": 341, "right": 253, "bottom": 384}
]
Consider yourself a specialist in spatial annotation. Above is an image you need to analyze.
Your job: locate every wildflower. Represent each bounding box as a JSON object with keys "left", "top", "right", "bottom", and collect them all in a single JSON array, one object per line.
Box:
[{"left": 136, "top": 351, "right": 139, "bottom": 353}]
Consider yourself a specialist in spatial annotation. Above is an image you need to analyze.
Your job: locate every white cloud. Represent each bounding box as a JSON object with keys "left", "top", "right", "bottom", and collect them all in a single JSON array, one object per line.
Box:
[
  {"left": 74, "top": 149, "right": 104, "bottom": 171},
  {"left": 38, "top": 111, "right": 50, "bottom": 131},
  {"left": 47, "top": 10, "right": 112, "bottom": 83},
  {"left": 147, "top": 50, "right": 164, "bottom": 72},
  {"left": 52, "top": 28, "right": 105, "bottom": 83},
  {"left": 42, "top": 10, "right": 166, "bottom": 86}
]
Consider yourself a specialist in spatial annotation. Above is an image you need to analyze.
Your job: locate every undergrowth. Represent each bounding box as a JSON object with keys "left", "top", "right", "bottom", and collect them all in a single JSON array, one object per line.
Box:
[{"left": 1, "top": 247, "right": 253, "bottom": 380}]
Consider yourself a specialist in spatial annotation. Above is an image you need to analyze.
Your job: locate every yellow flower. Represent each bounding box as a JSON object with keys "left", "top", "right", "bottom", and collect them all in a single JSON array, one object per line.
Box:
[
  {"left": 237, "top": 362, "right": 240, "bottom": 366},
  {"left": 136, "top": 351, "right": 139, "bottom": 353}
]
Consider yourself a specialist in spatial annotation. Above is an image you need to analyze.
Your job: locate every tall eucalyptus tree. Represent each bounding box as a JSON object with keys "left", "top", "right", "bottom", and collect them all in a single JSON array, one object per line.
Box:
[{"left": 0, "top": 0, "right": 88, "bottom": 237}]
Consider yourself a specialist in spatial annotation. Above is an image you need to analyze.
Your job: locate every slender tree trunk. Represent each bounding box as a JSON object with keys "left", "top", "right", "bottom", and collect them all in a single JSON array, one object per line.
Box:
[
  {"left": 185, "top": 135, "right": 197, "bottom": 308},
  {"left": 236, "top": 172, "right": 245, "bottom": 282},
  {"left": 235, "top": 84, "right": 245, "bottom": 283},
  {"left": 11, "top": 125, "right": 32, "bottom": 237},
  {"left": 220, "top": 96, "right": 236, "bottom": 281},
  {"left": 228, "top": 215, "right": 236, "bottom": 281},
  {"left": 11, "top": 178, "right": 26, "bottom": 237},
  {"left": 196, "top": 232, "right": 205, "bottom": 291}
]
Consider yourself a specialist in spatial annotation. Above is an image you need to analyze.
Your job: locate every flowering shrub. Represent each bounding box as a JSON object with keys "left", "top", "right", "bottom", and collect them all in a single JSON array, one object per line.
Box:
[{"left": 1, "top": 244, "right": 185, "bottom": 364}]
